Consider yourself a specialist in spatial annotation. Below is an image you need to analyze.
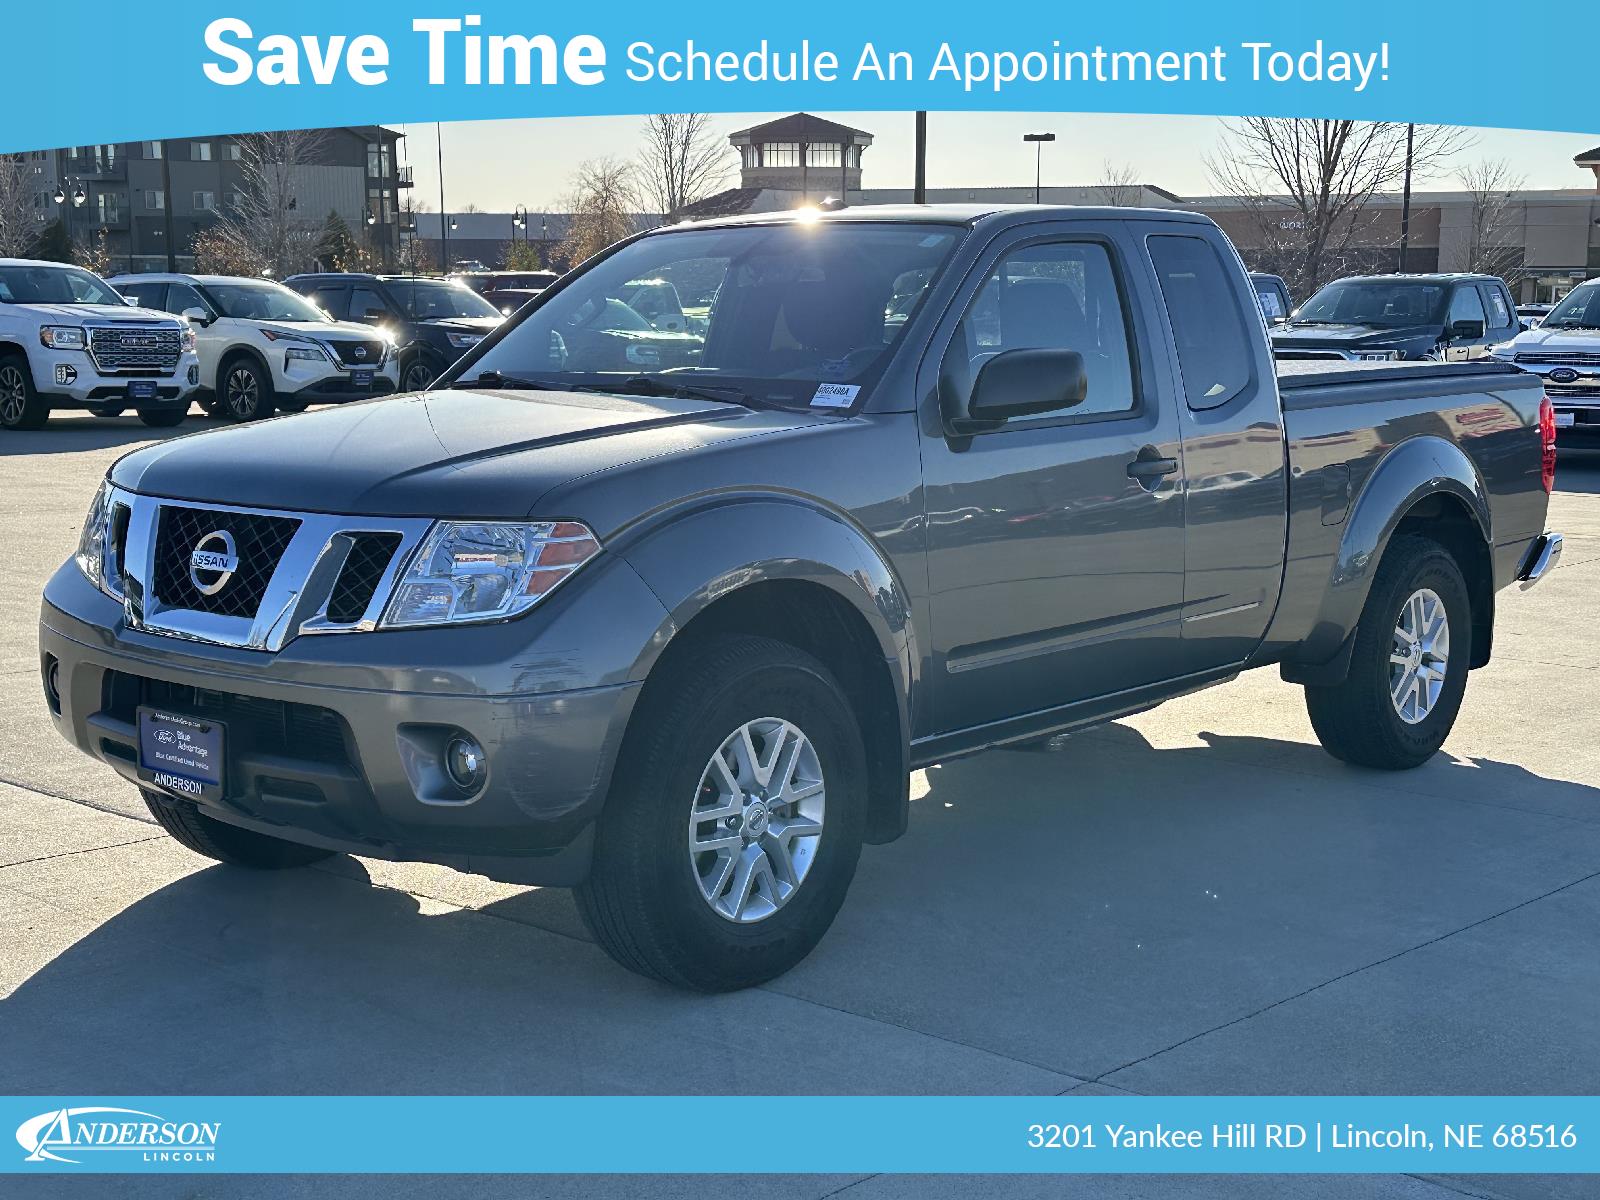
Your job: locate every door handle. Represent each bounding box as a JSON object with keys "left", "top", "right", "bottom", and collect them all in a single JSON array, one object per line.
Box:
[{"left": 1127, "top": 452, "right": 1179, "bottom": 482}]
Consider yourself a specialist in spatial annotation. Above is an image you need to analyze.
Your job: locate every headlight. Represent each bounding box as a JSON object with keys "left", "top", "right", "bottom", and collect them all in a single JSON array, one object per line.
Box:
[
  {"left": 285, "top": 345, "right": 328, "bottom": 363},
  {"left": 381, "top": 521, "right": 600, "bottom": 628},
  {"left": 74, "top": 479, "right": 119, "bottom": 598},
  {"left": 40, "top": 326, "right": 86, "bottom": 350},
  {"left": 180, "top": 326, "right": 196, "bottom": 353},
  {"left": 446, "top": 331, "right": 484, "bottom": 350}
]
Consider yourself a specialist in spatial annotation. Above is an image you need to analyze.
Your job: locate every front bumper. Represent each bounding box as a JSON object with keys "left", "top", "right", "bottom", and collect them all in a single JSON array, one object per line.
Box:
[
  {"left": 38, "top": 561, "right": 659, "bottom": 885},
  {"left": 35, "top": 347, "right": 201, "bottom": 406},
  {"left": 277, "top": 354, "right": 400, "bottom": 403}
]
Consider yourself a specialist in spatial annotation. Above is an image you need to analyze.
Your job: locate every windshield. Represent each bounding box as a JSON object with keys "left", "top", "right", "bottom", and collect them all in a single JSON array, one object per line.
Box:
[
  {"left": 1542, "top": 282, "right": 1600, "bottom": 330},
  {"left": 387, "top": 279, "right": 501, "bottom": 321},
  {"left": 1293, "top": 279, "right": 1446, "bottom": 328},
  {"left": 204, "top": 281, "right": 329, "bottom": 323},
  {"left": 462, "top": 222, "right": 962, "bottom": 408},
  {"left": 0, "top": 264, "right": 124, "bottom": 306}
]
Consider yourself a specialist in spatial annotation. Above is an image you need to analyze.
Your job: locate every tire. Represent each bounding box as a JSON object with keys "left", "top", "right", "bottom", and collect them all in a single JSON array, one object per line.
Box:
[
  {"left": 576, "top": 634, "right": 868, "bottom": 992},
  {"left": 141, "top": 789, "right": 334, "bottom": 869},
  {"left": 0, "top": 354, "right": 48, "bottom": 430},
  {"left": 399, "top": 352, "right": 440, "bottom": 393},
  {"left": 218, "top": 355, "right": 276, "bottom": 422},
  {"left": 196, "top": 392, "right": 222, "bottom": 417},
  {"left": 138, "top": 408, "right": 188, "bottom": 428},
  {"left": 1305, "top": 534, "right": 1472, "bottom": 770},
  {"left": 276, "top": 396, "right": 310, "bottom": 413}
]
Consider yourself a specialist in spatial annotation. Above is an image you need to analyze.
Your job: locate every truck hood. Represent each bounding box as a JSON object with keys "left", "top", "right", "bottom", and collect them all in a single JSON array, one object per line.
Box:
[
  {"left": 1505, "top": 326, "right": 1600, "bottom": 352},
  {"left": 1271, "top": 322, "right": 1435, "bottom": 348},
  {"left": 23, "top": 303, "right": 178, "bottom": 325},
  {"left": 109, "top": 388, "right": 800, "bottom": 519}
]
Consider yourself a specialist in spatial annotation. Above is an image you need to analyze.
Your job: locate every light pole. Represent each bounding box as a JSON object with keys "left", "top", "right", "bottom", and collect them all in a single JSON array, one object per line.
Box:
[
  {"left": 513, "top": 204, "right": 528, "bottom": 262},
  {"left": 436, "top": 122, "right": 449, "bottom": 270},
  {"left": 1022, "top": 132, "right": 1055, "bottom": 205},
  {"left": 1397, "top": 122, "right": 1415, "bottom": 273},
  {"left": 540, "top": 216, "right": 548, "bottom": 267}
]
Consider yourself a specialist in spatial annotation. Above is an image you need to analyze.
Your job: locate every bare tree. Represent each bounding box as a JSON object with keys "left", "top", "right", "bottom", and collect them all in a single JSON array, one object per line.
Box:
[
  {"left": 72, "top": 227, "right": 112, "bottom": 277},
  {"left": 1092, "top": 160, "right": 1143, "bottom": 207},
  {"left": 196, "top": 129, "right": 329, "bottom": 276},
  {"left": 0, "top": 154, "right": 40, "bottom": 257},
  {"left": 1458, "top": 157, "right": 1526, "bottom": 284},
  {"left": 558, "top": 158, "right": 639, "bottom": 267},
  {"left": 1207, "top": 119, "right": 1472, "bottom": 296},
  {"left": 637, "top": 114, "right": 733, "bottom": 218}
]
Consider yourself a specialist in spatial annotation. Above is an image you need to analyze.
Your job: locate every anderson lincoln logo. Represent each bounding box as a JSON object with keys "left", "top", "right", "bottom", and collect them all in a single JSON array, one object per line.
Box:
[
  {"left": 16, "top": 1107, "right": 220, "bottom": 1164},
  {"left": 189, "top": 529, "right": 240, "bottom": 596}
]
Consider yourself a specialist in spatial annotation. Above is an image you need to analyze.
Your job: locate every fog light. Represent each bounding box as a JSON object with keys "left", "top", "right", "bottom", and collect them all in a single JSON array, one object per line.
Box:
[
  {"left": 188, "top": 365, "right": 199, "bottom": 385},
  {"left": 444, "top": 733, "right": 487, "bottom": 793},
  {"left": 55, "top": 364, "right": 77, "bottom": 386},
  {"left": 43, "top": 654, "right": 61, "bottom": 714}
]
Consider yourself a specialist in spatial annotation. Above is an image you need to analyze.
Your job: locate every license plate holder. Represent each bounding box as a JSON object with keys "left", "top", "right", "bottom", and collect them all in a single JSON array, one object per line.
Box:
[
  {"left": 127, "top": 379, "right": 158, "bottom": 401},
  {"left": 351, "top": 369, "right": 374, "bottom": 389},
  {"left": 1554, "top": 411, "right": 1576, "bottom": 429},
  {"left": 137, "top": 708, "right": 225, "bottom": 801}
]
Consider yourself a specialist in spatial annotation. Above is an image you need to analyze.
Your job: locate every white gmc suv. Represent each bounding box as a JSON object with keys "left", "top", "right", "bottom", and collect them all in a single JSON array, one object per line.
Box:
[
  {"left": 0, "top": 259, "right": 199, "bottom": 432},
  {"left": 112, "top": 273, "right": 400, "bottom": 422}
]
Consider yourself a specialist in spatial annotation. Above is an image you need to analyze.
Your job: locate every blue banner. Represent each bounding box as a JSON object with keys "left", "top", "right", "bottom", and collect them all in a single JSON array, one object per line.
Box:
[
  {"left": 2, "top": 1, "right": 1593, "bottom": 153},
  {"left": 6, "top": 1097, "right": 1600, "bottom": 1173}
]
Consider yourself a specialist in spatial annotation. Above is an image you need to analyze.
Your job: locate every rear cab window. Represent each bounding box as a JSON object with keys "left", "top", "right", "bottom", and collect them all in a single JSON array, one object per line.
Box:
[{"left": 1148, "top": 235, "right": 1253, "bottom": 410}]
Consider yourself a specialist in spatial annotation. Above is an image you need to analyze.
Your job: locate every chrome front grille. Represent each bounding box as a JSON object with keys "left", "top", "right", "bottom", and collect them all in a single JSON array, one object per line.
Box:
[
  {"left": 327, "top": 339, "right": 387, "bottom": 367},
  {"left": 103, "top": 491, "right": 431, "bottom": 651},
  {"left": 1517, "top": 351, "right": 1600, "bottom": 366},
  {"left": 87, "top": 324, "right": 183, "bottom": 374}
]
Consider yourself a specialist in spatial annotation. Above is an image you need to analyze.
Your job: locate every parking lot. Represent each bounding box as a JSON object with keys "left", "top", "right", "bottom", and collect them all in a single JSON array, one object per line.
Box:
[{"left": 3, "top": 412, "right": 1599, "bottom": 1200}]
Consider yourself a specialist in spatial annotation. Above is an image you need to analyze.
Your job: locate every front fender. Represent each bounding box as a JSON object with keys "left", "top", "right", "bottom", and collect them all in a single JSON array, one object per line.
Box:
[
  {"left": 616, "top": 493, "right": 916, "bottom": 698},
  {"left": 1295, "top": 434, "right": 1489, "bottom": 667}
]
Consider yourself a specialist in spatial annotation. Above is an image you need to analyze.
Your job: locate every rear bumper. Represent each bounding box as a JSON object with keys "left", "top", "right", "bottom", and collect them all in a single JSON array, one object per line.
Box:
[
  {"left": 37, "top": 563, "right": 658, "bottom": 885},
  {"left": 1516, "top": 531, "right": 1563, "bottom": 591}
]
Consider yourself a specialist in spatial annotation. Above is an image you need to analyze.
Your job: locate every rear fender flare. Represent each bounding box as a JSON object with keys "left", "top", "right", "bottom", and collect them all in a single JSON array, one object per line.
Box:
[{"left": 1294, "top": 435, "right": 1490, "bottom": 668}]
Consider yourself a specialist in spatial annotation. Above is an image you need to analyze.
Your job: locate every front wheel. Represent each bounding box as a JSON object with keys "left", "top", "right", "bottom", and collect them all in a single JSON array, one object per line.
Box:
[
  {"left": 0, "top": 354, "right": 48, "bottom": 430},
  {"left": 219, "top": 357, "right": 276, "bottom": 422},
  {"left": 399, "top": 353, "right": 439, "bottom": 393},
  {"left": 142, "top": 790, "right": 334, "bottom": 869},
  {"left": 1305, "top": 534, "right": 1471, "bottom": 769},
  {"left": 576, "top": 634, "right": 867, "bottom": 991}
]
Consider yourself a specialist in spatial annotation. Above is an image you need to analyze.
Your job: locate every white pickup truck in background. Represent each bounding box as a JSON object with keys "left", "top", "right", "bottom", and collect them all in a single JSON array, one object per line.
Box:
[
  {"left": 0, "top": 259, "right": 199, "bottom": 431},
  {"left": 1494, "top": 277, "right": 1600, "bottom": 443}
]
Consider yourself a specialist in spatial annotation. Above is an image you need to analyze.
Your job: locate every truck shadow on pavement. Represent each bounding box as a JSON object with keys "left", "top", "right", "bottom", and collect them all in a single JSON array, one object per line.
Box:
[
  {"left": 0, "top": 414, "right": 214, "bottom": 458},
  {"left": 3, "top": 724, "right": 1599, "bottom": 1099}
]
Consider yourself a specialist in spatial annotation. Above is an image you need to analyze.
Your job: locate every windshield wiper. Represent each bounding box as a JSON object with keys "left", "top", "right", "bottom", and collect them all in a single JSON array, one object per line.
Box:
[
  {"left": 568, "top": 375, "right": 763, "bottom": 410},
  {"left": 450, "top": 370, "right": 557, "bottom": 390}
]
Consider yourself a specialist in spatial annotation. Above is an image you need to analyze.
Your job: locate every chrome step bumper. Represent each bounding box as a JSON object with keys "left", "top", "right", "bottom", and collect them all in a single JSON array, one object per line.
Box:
[{"left": 1517, "top": 532, "right": 1563, "bottom": 590}]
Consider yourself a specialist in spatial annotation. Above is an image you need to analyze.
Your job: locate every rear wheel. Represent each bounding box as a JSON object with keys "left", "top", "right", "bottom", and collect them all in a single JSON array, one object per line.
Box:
[
  {"left": 142, "top": 790, "right": 334, "bottom": 869},
  {"left": 0, "top": 354, "right": 48, "bottom": 430},
  {"left": 576, "top": 635, "right": 867, "bottom": 991},
  {"left": 138, "top": 408, "right": 188, "bottom": 428},
  {"left": 1305, "top": 534, "right": 1471, "bottom": 770},
  {"left": 219, "top": 356, "right": 275, "bottom": 422}
]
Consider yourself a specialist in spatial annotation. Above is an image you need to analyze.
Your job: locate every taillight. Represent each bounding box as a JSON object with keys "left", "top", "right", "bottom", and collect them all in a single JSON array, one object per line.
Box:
[{"left": 1539, "top": 394, "right": 1557, "bottom": 494}]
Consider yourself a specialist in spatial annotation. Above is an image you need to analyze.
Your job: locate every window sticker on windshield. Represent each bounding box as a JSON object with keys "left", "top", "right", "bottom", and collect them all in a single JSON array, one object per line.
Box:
[{"left": 811, "top": 383, "right": 860, "bottom": 408}]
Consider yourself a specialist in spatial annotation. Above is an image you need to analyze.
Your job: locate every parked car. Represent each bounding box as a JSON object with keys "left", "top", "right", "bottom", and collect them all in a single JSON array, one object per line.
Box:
[
  {"left": 452, "top": 270, "right": 560, "bottom": 298},
  {"left": 1271, "top": 273, "right": 1519, "bottom": 362},
  {"left": 1516, "top": 303, "right": 1554, "bottom": 330},
  {"left": 112, "top": 273, "right": 400, "bottom": 422},
  {"left": 42, "top": 206, "right": 1559, "bottom": 993},
  {"left": 484, "top": 288, "right": 544, "bottom": 316},
  {"left": 1493, "top": 277, "right": 1600, "bottom": 443},
  {"left": 284, "top": 273, "right": 503, "bottom": 392},
  {"left": 1249, "top": 272, "right": 1292, "bottom": 325},
  {"left": 0, "top": 258, "right": 198, "bottom": 431},
  {"left": 451, "top": 259, "right": 489, "bottom": 273}
]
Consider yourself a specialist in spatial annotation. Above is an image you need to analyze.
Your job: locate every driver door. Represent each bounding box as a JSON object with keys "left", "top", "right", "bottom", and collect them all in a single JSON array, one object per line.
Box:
[{"left": 918, "top": 224, "right": 1187, "bottom": 733}]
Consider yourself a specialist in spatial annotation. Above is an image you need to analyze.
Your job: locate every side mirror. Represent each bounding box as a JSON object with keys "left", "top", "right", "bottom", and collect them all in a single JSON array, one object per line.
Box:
[
  {"left": 1450, "top": 318, "right": 1485, "bottom": 340},
  {"left": 123, "top": 295, "right": 138, "bottom": 307},
  {"left": 948, "top": 348, "right": 1088, "bottom": 433},
  {"left": 181, "top": 306, "right": 211, "bottom": 327}
]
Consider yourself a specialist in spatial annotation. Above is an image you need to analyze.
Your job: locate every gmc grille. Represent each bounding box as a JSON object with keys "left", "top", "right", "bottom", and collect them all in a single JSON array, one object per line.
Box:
[{"left": 88, "top": 325, "right": 182, "bottom": 374}]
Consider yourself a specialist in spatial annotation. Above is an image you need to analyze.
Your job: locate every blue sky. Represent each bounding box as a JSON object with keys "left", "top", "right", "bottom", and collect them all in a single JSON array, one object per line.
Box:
[{"left": 398, "top": 111, "right": 1600, "bottom": 213}]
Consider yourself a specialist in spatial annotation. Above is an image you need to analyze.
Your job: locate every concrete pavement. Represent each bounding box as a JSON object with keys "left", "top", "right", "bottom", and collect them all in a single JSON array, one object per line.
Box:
[{"left": 3, "top": 413, "right": 1599, "bottom": 1199}]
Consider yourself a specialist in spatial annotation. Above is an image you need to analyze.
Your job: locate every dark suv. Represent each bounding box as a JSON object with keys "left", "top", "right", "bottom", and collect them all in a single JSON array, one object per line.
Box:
[
  {"left": 285, "top": 273, "right": 504, "bottom": 392},
  {"left": 1271, "top": 273, "right": 1520, "bottom": 362}
]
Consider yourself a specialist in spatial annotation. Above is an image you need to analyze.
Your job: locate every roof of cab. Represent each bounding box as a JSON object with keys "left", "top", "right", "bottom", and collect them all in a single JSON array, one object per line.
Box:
[{"left": 663, "top": 202, "right": 1213, "bottom": 232}]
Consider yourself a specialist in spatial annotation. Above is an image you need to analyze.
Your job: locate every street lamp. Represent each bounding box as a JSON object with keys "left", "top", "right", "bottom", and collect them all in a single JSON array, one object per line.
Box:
[
  {"left": 1022, "top": 132, "right": 1055, "bottom": 204},
  {"left": 540, "top": 216, "right": 548, "bottom": 267},
  {"left": 513, "top": 203, "right": 528, "bottom": 253}
]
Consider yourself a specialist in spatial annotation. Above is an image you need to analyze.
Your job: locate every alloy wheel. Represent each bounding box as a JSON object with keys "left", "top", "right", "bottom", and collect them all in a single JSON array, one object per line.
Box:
[
  {"left": 689, "top": 717, "right": 826, "bottom": 923},
  {"left": 226, "top": 367, "right": 259, "bottom": 418},
  {"left": 403, "top": 360, "right": 435, "bottom": 391},
  {"left": 0, "top": 365, "right": 25, "bottom": 425},
  {"left": 1390, "top": 587, "right": 1450, "bottom": 724}
]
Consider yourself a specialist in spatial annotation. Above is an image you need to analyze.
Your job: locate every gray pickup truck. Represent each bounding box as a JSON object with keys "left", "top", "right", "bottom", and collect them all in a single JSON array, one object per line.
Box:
[{"left": 40, "top": 205, "right": 1562, "bottom": 991}]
